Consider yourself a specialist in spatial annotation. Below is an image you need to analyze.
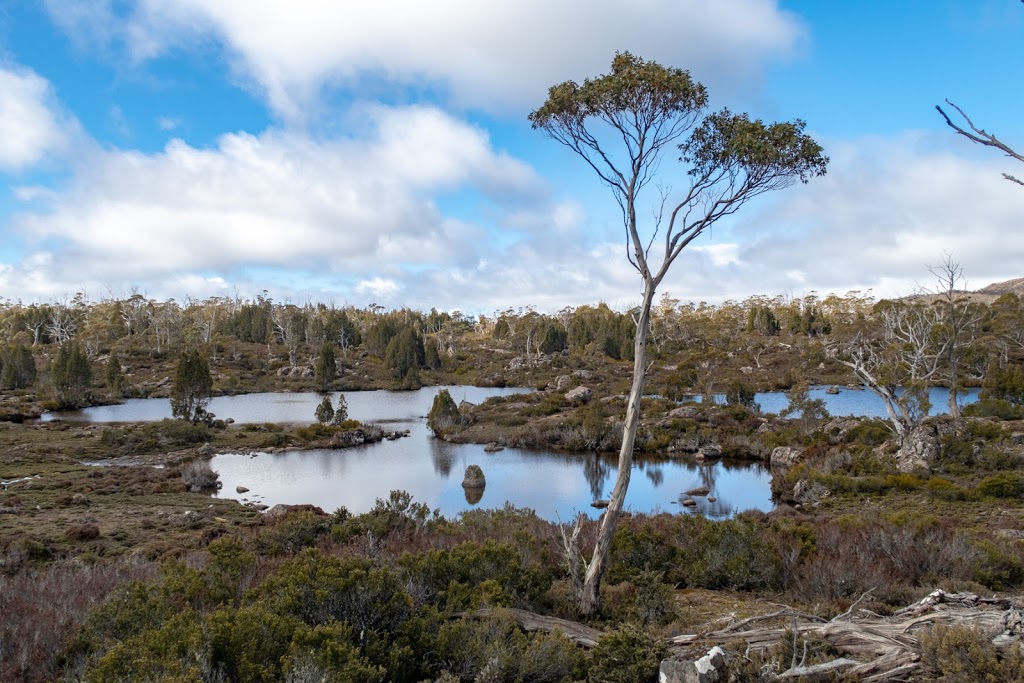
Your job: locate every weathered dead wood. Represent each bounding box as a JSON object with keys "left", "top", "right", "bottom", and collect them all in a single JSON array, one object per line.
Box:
[
  {"left": 670, "top": 590, "right": 1021, "bottom": 681},
  {"left": 772, "top": 657, "right": 857, "bottom": 680},
  {"left": 457, "top": 607, "right": 602, "bottom": 647},
  {"left": 460, "top": 590, "right": 1022, "bottom": 681}
]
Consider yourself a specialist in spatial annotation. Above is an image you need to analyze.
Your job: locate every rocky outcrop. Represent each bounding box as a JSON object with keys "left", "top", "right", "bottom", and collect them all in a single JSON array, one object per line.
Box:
[
  {"left": 770, "top": 446, "right": 802, "bottom": 469},
  {"left": 275, "top": 365, "right": 314, "bottom": 378},
  {"left": 824, "top": 418, "right": 861, "bottom": 444},
  {"left": 462, "top": 464, "right": 486, "bottom": 488},
  {"left": 667, "top": 405, "right": 700, "bottom": 420},
  {"left": 792, "top": 478, "right": 829, "bottom": 506},
  {"left": 565, "top": 386, "right": 592, "bottom": 404},
  {"left": 659, "top": 646, "right": 727, "bottom": 683},
  {"left": 895, "top": 418, "right": 959, "bottom": 473}
]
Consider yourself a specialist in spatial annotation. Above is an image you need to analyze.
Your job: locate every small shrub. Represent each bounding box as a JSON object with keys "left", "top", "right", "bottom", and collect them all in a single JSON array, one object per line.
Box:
[
  {"left": 181, "top": 460, "right": 221, "bottom": 492},
  {"left": 921, "top": 622, "right": 1024, "bottom": 681},
  {"left": 925, "top": 477, "right": 971, "bottom": 501},
  {"left": 67, "top": 523, "right": 101, "bottom": 541},
  {"left": 427, "top": 389, "right": 463, "bottom": 436},
  {"left": 978, "top": 473, "right": 1024, "bottom": 499},
  {"left": 587, "top": 624, "right": 666, "bottom": 683},
  {"left": 964, "top": 398, "right": 1024, "bottom": 420}
]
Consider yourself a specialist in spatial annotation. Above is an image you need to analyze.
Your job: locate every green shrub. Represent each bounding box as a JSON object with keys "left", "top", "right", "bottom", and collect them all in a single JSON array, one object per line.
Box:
[
  {"left": 925, "top": 477, "right": 972, "bottom": 501},
  {"left": 964, "top": 398, "right": 1024, "bottom": 420},
  {"left": 587, "top": 624, "right": 666, "bottom": 683},
  {"left": 427, "top": 389, "right": 463, "bottom": 436},
  {"left": 437, "top": 615, "right": 580, "bottom": 683},
  {"left": 978, "top": 473, "right": 1024, "bottom": 499},
  {"left": 921, "top": 622, "right": 1024, "bottom": 681}
]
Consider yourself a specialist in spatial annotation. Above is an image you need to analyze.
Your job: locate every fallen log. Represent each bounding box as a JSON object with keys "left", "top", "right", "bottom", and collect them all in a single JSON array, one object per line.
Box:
[
  {"left": 456, "top": 607, "right": 602, "bottom": 647},
  {"left": 459, "top": 590, "right": 1022, "bottom": 681}
]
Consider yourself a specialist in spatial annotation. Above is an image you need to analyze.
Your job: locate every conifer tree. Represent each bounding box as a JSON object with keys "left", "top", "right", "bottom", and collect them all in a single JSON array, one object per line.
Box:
[{"left": 170, "top": 349, "right": 213, "bottom": 423}]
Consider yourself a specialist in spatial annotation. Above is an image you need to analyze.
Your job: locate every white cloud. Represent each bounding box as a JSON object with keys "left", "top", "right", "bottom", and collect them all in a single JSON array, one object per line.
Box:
[
  {"left": 47, "top": 0, "right": 804, "bottom": 120},
  {"left": 1, "top": 103, "right": 556, "bottom": 302},
  {"left": 9, "top": 126, "right": 1022, "bottom": 312},
  {"left": 0, "top": 65, "right": 72, "bottom": 171},
  {"left": 726, "top": 132, "right": 1024, "bottom": 300},
  {"left": 354, "top": 277, "right": 400, "bottom": 300}
]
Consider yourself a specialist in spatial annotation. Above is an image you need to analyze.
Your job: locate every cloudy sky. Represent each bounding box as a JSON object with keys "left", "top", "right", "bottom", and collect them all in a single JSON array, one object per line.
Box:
[{"left": 1, "top": 1, "right": 1022, "bottom": 312}]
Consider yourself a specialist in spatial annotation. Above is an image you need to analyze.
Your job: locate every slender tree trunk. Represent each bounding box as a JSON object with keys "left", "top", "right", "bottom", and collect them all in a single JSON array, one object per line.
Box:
[
  {"left": 577, "top": 280, "right": 655, "bottom": 616},
  {"left": 947, "top": 364, "right": 962, "bottom": 419}
]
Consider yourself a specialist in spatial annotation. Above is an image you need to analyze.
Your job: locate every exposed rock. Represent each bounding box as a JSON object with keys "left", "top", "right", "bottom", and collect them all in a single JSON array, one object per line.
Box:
[
  {"left": 264, "top": 503, "right": 326, "bottom": 519},
  {"left": 792, "top": 479, "right": 829, "bottom": 505},
  {"left": 659, "top": 646, "right": 727, "bottom": 683},
  {"left": 740, "top": 366, "right": 753, "bottom": 374},
  {"left": 770, "top": 446, "right": 803, "bottom": 469},
  {"left": 462, "top": 464, "right": 486, "bottom": 488},
  {"left": 555, "top": 374, "right": 573, "bottom": 391},
  {"left": 506, "top": 355, "right": 552, "bottom": 372},
  {"left": 572, "top": 369, "right": 593, "bottom": 379},
  {"left": 895, "top": 420, "right": 958, "bottom": 473},
  {"left": 696, "top": 443, "right": 722, "bottom": 459},
  {"left": 825, "top": 385, "right": 840, "bottom": 394},
  {"left": 565, "top": 386, "right": 593, "bottom": 404},
  {"left": 236, "top": 486, "right": 249, "bottom": 494},
  {"left": 1011, "top": 432, "right": 1024, "bottom": 445},
  {"left": 667, "top": 405, "right": 700, "bottom": 420},
  {"left": 995, "top": 529, "right": 1024, "bottom": 541},
  {"left": 72, "top": 493, "right": 90, "bottom": 506},
  {"left": 483, "top": 442, "right": 504, "bottom": 452},
  {"left": 275, "top": 365, "right": 314, "bottom": 378},
  {"left": 685, "top": 486, "right": 710, "bottom": 497},
  {"left": 824, "top": 418, "right": 861, "bottom": 444},
  {"left": 756, "top": 421, "right": 774, "bottom": 434},
  {"left": 197, "top": 442, "right": 215, "bottom": 456},
  {"left": 0, "top": 507, "right": 18, "bottom": 515},
  {"left": 681, "top": 498, "right": 697, "bottom": 507}
]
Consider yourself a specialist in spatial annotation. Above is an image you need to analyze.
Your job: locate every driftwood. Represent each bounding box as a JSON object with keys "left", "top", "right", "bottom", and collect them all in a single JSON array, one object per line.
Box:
[
  {"left": 462, "top": 590, "right": 1024, "bottom": 681},
  {"left": 669, "top": 590, "right": 1023, "bottom": 681},
  {"left": 457, "top": 607, "right": 602, "bottom": 647}
]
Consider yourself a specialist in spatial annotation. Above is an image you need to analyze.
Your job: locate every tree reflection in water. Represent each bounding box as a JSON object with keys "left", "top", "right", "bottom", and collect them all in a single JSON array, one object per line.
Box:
[
  {"left": 582, "top": 454, "right": 609, "bottom": 501},
  {"left": 429, "top": 437, "right": 454, "bottom": 476},
  {"left": 678, "top": 461, "right": 731, "bottom": 518}
]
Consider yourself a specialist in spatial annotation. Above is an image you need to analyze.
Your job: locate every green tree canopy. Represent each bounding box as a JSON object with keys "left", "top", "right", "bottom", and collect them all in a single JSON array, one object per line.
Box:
[
  {"left": 52, "top": 342, "right": 92, "bottom": 408},
  {"left": 530, "top": 52, "right": 826, "bottom": 616},
  {"left": 171, "top": 349, "right": 213, "bottom": 423}
]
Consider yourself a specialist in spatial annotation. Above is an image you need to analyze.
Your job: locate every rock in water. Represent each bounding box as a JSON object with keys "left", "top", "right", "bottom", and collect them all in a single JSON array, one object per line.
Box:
[{"left": 462, "top": 464, "right": 486, "bottom": 488}]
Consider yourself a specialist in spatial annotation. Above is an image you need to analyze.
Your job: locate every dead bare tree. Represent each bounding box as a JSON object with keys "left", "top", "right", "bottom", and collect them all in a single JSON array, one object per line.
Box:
[{"left": 936, "top": 99, "right": 1023, "bottom": 186}]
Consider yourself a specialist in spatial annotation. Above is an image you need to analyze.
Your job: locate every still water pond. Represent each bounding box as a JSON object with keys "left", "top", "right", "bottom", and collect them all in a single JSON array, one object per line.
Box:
[
  {"left": 44, "top": 385, "right": 976, "bottom": 520},
  {"left": 44, "top": 386, "right": 770, "bottom": 520}
]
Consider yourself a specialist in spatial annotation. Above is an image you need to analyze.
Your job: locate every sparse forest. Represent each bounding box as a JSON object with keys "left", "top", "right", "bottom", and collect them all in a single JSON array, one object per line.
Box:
[{"left": 2, "top": 275, "right": 1024, "bottom": 681}]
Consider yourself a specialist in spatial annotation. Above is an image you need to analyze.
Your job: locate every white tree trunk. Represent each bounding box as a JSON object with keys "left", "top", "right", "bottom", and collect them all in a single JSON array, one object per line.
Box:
[{"left": 577, "top": 281, "right": 655, "bottom": 615}]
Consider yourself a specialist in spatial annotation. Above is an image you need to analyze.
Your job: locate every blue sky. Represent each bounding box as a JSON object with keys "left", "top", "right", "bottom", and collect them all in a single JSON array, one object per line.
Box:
[{"left": 0, "top": 0, "right": 1021, "bottom": 312}]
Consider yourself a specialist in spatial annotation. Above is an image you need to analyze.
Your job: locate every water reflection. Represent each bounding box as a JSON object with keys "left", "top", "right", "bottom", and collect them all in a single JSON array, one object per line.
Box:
[
  {"left": 583, "top": 454, "right": 609, "bottom": 501},
  {"left": 677, "top": 462, "right": 732, "bottom": 517},
  {"left": 429, "top": 437, "right": 454, "bottom": 477},
  {"left": 646, "top": 465, "right": 665, "bottom": 486},
  {"left": 464, "top": 486, "right": 485, "bottom": 505},
  {"left": 38, "top": 385, "right": 774, "bottom": 520}
]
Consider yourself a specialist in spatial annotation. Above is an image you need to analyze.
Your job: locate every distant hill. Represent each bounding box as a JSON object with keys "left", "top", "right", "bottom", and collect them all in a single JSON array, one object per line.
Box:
[
  {"left": 900, "top": 276, "right": 1024, "bottom": 305},
  {"left": 977, "top": 277, "right": 1024, "bottom": 299}
]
